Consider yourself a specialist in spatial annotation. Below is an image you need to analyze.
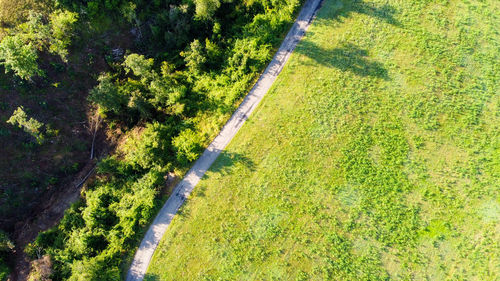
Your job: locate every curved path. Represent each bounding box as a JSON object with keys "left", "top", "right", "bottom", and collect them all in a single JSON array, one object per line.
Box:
[{"left": 126, "top": 0, "right": 323, "bottom": 279}]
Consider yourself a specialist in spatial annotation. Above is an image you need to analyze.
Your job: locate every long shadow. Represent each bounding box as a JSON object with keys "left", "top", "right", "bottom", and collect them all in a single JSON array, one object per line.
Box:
[
  {"left": 324, "top": 0, "right": 400, "bottom": 26},
  {"left": 144, "top": 273, "right": 161, "bottom": 281},
  {"left": 296, "top": 41, "right": 390, "bottom": 80},
  {"left": 190, "top": 150, "right": 254, "bottom": 200},
  {"left": 293, "top": 0, "right": 398, "bottom": 79},
  {"left": 209, "top": 150, "right": 255, "bottom": 175},
  {"left": 171, "top": 149, "right": 254, "bottom": 220}
]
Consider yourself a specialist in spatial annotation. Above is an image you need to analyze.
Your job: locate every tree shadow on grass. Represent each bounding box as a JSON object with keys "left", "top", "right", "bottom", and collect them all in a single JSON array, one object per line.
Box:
[
  {"left": 144, "top": 273, "right": 161, "bottom": 281},
  {"left": 293, "top": 0, "right": 398, "bottom": 80},
  {"left": 210, "top": 150, "right": 255, "bottom": 175},
  {"left": 173, "top": 150, "right": 254, "bottom": 220},
  {"left": 296, "top": 41, "right": 390, "bottom": 80},
  {"left": 191, "top": 150, "right": 255, "bottom": 199},
  {"left": 324, "top": 0, "right": 400, "bottom": 27}
]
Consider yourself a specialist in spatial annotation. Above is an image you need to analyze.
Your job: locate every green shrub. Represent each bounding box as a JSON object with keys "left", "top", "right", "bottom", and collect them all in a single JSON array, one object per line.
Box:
[
  {"left": 68, "top": 254, "right": 121, "bottom": 281},
  {"left": 122, "top": 122, "right": 175, "bottom": 170},
  {"left": 88, "top": 74, "right": 126, "bottom": 116},
  {"left": 6, "top": 106, "right": 45, "bottom": 143},
  {"left": 172, "top": 128, "right": 204, "bottom": 165},
  {"left": 48, "top": 10, "right": 78, "bottom": 61},
  {"left": 0, "top": 35, "right": 43, "bottom": 80},
  {"left": 194, "top": 0, "right": 220, "bottom": 19}
]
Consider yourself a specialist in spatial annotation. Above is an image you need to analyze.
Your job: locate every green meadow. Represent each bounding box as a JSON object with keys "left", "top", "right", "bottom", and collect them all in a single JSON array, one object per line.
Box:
[{"left": 147, "top": 0, "right": 500, "bottom": 279}]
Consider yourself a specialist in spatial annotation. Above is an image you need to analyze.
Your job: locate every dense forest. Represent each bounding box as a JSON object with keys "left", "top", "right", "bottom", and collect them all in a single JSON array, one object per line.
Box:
[{"left": 0, "top": 0, "right": 303, "bottom": 279}]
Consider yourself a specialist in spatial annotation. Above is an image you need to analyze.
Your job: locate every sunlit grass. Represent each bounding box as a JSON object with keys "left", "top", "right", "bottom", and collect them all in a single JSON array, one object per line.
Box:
[{"left": 147, "top": 0, "right": 500, "bottom": 279}]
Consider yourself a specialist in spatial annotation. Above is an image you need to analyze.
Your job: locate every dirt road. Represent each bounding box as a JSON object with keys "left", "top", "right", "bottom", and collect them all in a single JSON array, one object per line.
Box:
[{"left": 126, "top": 0, "right": 323, "bottom": 279}]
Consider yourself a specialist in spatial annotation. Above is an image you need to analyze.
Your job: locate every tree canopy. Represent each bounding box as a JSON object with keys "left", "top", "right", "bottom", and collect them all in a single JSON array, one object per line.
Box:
[{"left": 0, "top": 35, "right": 43, "bottom": 80}]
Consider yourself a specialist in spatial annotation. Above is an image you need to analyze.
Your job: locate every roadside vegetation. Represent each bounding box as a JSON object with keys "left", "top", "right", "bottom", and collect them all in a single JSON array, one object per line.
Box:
[
  {"left": 0, "top": 0, "right": 305, "bottom": 280},
  {"left": 146, "top": 0, "right": 500, "bottom": 279}
]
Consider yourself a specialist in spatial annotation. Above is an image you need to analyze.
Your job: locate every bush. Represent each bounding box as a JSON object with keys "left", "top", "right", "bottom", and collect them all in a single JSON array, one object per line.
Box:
[
  {"left": 88, "top": 74, "right": 126, "bottom": 116},
  {"left": 7, "top": 106, "right": 45, "bottom": 143},
  {"left": 68, "top": 254, "right": 121, "bottom": 281},
  {"left": 194, "top": 0, "right": 220, "bottom": 19},
  {"left": 172, "top": 128, "right": 204, "bottom": 165},
  {"left": 49, "top": 10, "right": 78, "bottom": 61},
  {"left": 0, "top": 35, "right": 43, "bottom": 80},
  {"left": 122, "top": 122, "right": 175, "bottom": 170}
]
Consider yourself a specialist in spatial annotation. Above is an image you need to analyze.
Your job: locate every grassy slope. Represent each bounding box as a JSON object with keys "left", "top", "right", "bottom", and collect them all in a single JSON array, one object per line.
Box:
[{"left": 147, "top": 0, "right": 500, "bottom": 279}]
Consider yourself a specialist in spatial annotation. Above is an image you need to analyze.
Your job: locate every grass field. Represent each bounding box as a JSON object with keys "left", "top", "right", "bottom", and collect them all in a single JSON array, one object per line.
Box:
[{"left": 146, "top": 0, "right": 500, "bottom": 279}]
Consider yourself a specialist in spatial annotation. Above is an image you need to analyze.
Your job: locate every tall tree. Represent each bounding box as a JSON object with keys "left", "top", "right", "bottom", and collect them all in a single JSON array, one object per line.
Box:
[{"left": 0, "top": 35, "right": 43, "bottom": 80}]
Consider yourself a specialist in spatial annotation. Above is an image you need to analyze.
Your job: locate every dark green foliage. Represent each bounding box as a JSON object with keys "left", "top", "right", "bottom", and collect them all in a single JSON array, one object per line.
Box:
[
  {"left": 88, "top": 74, "right": 126, "bottom": 116},
  {"left": 147, "top": 4, "right": 192, "bottom": 54},
  {"left": 0, "top": 262, "right": 7, "bottom": 281},
  {"left": 90, "top": 54, "right": 187, "bottom": 122}
]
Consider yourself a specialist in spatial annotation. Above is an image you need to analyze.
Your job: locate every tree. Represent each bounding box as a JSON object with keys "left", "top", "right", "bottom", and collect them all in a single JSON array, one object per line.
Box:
[
  {"left": 181, "top": 39, "right": 206, "bottom": 74},
  {"left": 19, "top": 10, "right": 78, "bottom": 61},
  {"left": 0, "top": 35, "right": 43, "bottom": 80},
  {"left": 49, "top": 10, "right": 78, "bottom": 61},
  {"left": 27, "top": 255, "right": 52, "bottom": 281},
  {"left": 17, "top": 11, "right": 51, "bottom": 48},
  {"left": 194, "top": 0, "right": 220, "bottom": 19},
  {"left": 7, "top": 106, "right": 45, "bottom": 143},
  {"left": 1, "top": 9, "right": 77, "bottom": 80},
  {"left": 88, "top": 73, "right": 127, "bottom": 116},
  {"left": 123, "top": 53, "right": 155, "bottom": 81},
  {"left": 121, "top": 54, "right": 186, "bottom": 118}
]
